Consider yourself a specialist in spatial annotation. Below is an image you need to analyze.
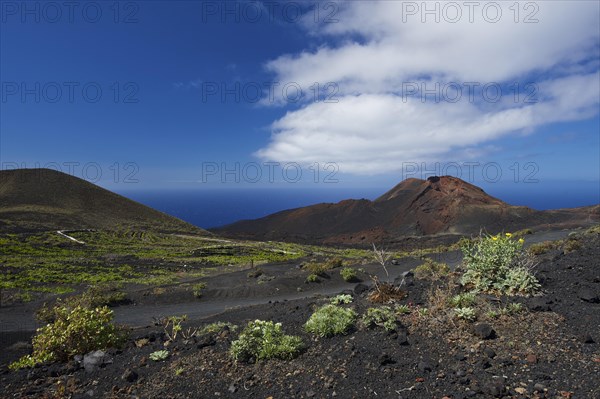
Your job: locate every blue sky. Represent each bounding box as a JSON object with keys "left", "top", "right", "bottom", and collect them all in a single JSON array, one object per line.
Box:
[{"left": 1, "top": 1, "right": 599, "bottom": 208}]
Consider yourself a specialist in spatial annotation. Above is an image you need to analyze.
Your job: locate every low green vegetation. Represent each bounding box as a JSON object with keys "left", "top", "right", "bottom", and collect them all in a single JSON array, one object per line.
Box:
[
  {"left": 340, "top": 267, "right": 358, "bottom": 282},
  {"left": 362, "top": 306, "right": 397, "bottom": 331},
  {"left": 10, "top": 304, "right": 126, "bottom": 370},
  {"left": 306, "top": 274, "right": 319, "bottom": 283},
  {"left": 449, "top": 292, "right": 477, "bottom": 308},
  {"left": 330, "top": 294, "right": 353, "bottom": 305},
  {"left": 414, "top": 258, "right": 450, "bottom": 280},
  {"left": 149, "top": 350, "right": 169, "bottom": 361},
  {"left": 192, "top": 282, "right": 207, "bottom": 298},
  {"left": 460, "top": 233, "right": 540, "bottom": 296},
  {"left": 304, "top": 304, "right": 357, "bottom": 337},
  {"left": 230, "top": 320, "right": 304, "bottom": 362},
  {"left": 200, "top": 321, "right": 238, "bottom": 334},
  {"left": 454, "top": 307, "right": 477, "bottom": 321}
]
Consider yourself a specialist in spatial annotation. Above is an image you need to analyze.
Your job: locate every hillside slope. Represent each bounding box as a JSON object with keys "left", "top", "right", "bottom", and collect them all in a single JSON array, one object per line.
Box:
[
  {"left": 213, "top": 176, "right": 598, "bottom": 244},
  {"left": 0, "top": 169, "right": 207, "bottom": 234}
]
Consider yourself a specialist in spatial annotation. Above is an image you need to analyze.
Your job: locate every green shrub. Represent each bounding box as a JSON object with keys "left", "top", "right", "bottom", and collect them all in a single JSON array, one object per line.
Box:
[
  {"left": 325, "top": 257, "right": 344, "bottom": 269},
  {"left": 305, "top": 304, "right": 357, "bottom": 337},
  {"left": 330, "top": 294, "right": 353, "bottom": 305},
  {"left": 461, "top": 233, "right": 540, "bottom": 296},
  {"left": 340, "top": 267, "right": 357, "bottom": 282},
  {"left": 200, "top": 322, "right": 238, "bottom": 334},
  {"left": 192, "top": 282, "right": 207, "bottom": 298},
  {"left": 362, "top": 306, "right": 397, "bottom": 331},
  {"left": 230, "top": 320, "right": 303, "bottom": 362},
  {"left": 149, "top": 350, "right": 169, "bottom": 361},
  {"left": 563, "top": 238, "right": 581, "bottom": 253},
  {"left": 36, "top": 284, "right": 128, "bottom": 324},
  {"left": 449, "top": 292, "right": 477, "bottom": 308},
  {"left": 10, "top": 305, "right": 125, "bottom": 370},
  {"left": 528, "top": 241, "right": 556, "bottom": 255},
  {"left": 454, "top": 307, "right": 477, "bottom": 321},
  {"left": 305, "top": 261, "right": 330, "bottom": 276},
  {"left": 414, "top": 259, "right": 450, "bottom": 280},
  {"left": 306, "top": 274, "right": 319, "bottom": 283}
]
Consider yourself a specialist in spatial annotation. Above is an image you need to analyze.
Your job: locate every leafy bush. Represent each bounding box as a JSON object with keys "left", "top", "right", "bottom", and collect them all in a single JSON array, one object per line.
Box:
[
  {"left": 36, "top": 284, "right": 128, "bottom": 324},
  {"left": 528, "top": 241, "right": 556, "bottom": 255},
  {"left": 305, "top": 304, "right": 357, "bottom": 337},
  {"left": 304, "top": 261, "right": 330, "bottom": 276},
  {"left": 340, "top": 267, "right": 357, "bottom": 282},
  {"left": 149, "top": 350, "right": 169, "bottom": 361},
  {"left": 200, "top": 321, "right": 238, "bottom": 334},
  {"left": 325, "top": 257, "right": 344, "bottom": 269},
  {"left": 10, "top": 305, "right": 125, "bottom": 370},
  {"left": 306, "top": 274, "right": 319, "bottom": 283},
  {"left": 193, "top": 282, "right": 207, "bottom": 298},
  {"left": 330, "top": 294, "right": 353, "bottom": 305},
  {"left": 362, "top": 306, "right": 397, "bottom": 331},
  {"left": 454, "top": 307, "right": 477, "bottom": 321},
  {"left": 230, "top": 320, "right": 303, "bottom": 362},
  {"left": 414, "top": 259, "right": 450, "bottom": 280},
  {"left": 563, "top": 237, "right": 581, "bottom": 253},
  {"left": 449, "top": 292, "right": 477, "bottom": 308},
  {"left": 461, "top": 233, "right": 540, "bottom": 296}
]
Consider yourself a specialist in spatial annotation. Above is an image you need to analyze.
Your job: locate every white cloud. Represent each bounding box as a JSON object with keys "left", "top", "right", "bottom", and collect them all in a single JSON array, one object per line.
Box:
[{"left": 256, "top": 1, "right": 600, "bottom": 174}]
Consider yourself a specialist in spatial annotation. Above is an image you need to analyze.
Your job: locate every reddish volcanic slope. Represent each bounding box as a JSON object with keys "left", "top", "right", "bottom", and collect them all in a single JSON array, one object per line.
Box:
[{"left": 213, "top": 176, "right": 598, "bottom": 244}]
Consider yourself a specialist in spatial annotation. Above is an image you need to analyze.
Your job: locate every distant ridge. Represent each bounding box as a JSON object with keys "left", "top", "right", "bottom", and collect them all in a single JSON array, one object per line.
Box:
[
  {"left": 0, "top": 168, "right": 208, "bottom": 234},
  {"left": 213, "top": 176, "right": 598, "bottom": 245}
]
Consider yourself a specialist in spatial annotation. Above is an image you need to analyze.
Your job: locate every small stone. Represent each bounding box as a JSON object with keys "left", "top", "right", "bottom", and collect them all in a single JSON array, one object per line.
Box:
[
  {"left": 526, "top": 354, "right": 537, "bottom": 364},
  {"left": 454, "top": 352, "right": 467, "bottom": 361},
  {"left": 83, "top": 350, "right": 111, "bottom": 373},
  {"left": 397, "top": 331, "right": 409, "bottom": 346},
  {"left": 228, "top": 384, "right": 237, "bottom": 393},
  {"left": 121, "top": 369, "right": 138, "bottom": 383},
  {"left": 578, "top": 287, "right": 600, "bottom": 303},
  {"left": 580, "top": 334, "right": 595, "bottom": 344},
  {"left": 515, "top": 387, "right": 527, "bottom": 395},
  {"left": 483, "top": 348, "right": 497, "bottom": 359},
  {"left": 534, "top": 383, "right": 546, "bottom": 391},
  {"left": 473, "top": 323, "right": 496, "bottom": 340},
  {"left": 482, "top": 379, "right": 506, "bottom": 396},
  {"left": 379, "top": 354, "right": 394, "bottom": 366},
  {"left": 417, "top": 361, "right": 432, "bottom": 372},
  {"left": 306, "top": 390, "right": 316, "bottom": 398}
]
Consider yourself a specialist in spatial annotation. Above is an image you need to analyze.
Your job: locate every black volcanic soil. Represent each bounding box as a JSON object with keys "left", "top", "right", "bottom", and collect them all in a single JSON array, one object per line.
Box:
[{"left": 1, "top": 231, "right": 598, "bottom": 399}]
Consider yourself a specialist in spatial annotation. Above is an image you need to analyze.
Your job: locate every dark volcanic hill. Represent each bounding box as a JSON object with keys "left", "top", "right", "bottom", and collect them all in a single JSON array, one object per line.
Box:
[
  {"left": 0, "top": 169, "right": 207, "bottom": 234},
  {"left": 213, "top": 176, "right": 598, "bottom": 244}
]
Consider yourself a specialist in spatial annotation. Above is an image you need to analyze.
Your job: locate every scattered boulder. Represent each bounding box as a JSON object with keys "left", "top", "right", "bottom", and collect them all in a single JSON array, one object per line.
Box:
[
  {"left": 578, "top": 287, "right": 599, "bottom": 303},
  {"left": 580, "top": 334, "right": 595, "bottom": 344},
  {"left": 83, "top": 350, "right": 112, "bottom": 373},
  {"left": 397, "top": 330, "right": 409, "bottom": 346},
  {"left": 483, "top": 348, "right": 497, "bottom": 359},
  {"left": 417, "top": 360, "right": 432, "bottom": 372},
  {"left": 121, "top": 368, "right": 138, "bottom": 383},
  {"left": 472, "top": 323, "right": 496, "bottom": 340}
]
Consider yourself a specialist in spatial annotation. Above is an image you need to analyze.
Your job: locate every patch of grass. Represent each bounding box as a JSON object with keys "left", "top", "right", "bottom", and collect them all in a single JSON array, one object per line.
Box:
[
  {"left": 230, "top": 320, "right": 304, "bottom": 362},
  {"left": 200, "top": 322, "right": 238, "bottom": 335},
  {"left": 305, "top": 304, "right": 357, "bottom": 337},
  {"left": 362, "top": 306, "right": 398, "bottom": 331},
  {"left": 340, "top": 267, "right": 358, "bottom": 282},
  {"left": 395, "top": 304, "right": 411, "bottom": 314},
  {"left": 528, "top": 241, "right": 557, "bottom": 255},
  {"left": 304, "top": 261, "right": 330, "bottom": 276},
  {"left": 192, "top": 282, "right": 207, "bottom": 298},
  {"left": 414, "top": 259, "right": 450, "bottom": 280},
  {"left": 330, "top": 294, "right": 353, "bottom": 305},
  {"left": 306, "top": 274, "right": 319, "bottom": 283},
  {"left": 449, "top": 292, "right": 477, "bottom": 308}
]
